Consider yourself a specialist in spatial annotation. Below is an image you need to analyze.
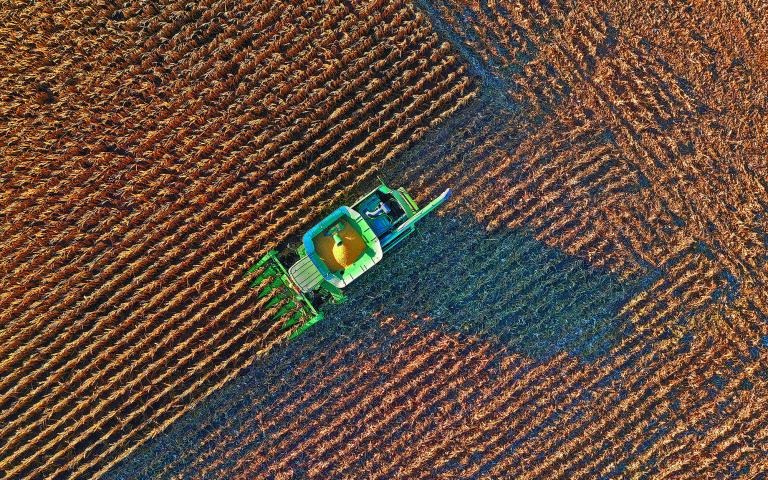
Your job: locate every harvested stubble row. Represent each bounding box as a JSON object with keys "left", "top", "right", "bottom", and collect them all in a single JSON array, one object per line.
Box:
[
  {"left": 405, "top": 1, "right": 768, "bottom": 477},
  {"left": 422, "top": 0, "right": 768, "bottom": 326},
  {"left": 0, "top": 0, "right": 475, "bottom": 478},
  {"left": 127, "top": 311, "right": 767, "bottom": 479}
]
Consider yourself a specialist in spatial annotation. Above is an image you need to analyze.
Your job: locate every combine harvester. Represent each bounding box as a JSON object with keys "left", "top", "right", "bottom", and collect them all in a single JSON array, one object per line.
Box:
[{"left": 247, "top": 181, "right": 451, "bottom": 338}]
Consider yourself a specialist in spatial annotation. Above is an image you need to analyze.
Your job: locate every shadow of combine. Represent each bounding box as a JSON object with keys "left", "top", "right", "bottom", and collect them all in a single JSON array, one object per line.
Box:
[{"left": 321, "top": 210, "right": 649, "bottom": 362}]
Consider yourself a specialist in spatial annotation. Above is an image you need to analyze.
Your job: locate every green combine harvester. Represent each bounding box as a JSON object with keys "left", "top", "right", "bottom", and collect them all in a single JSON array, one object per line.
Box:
[{"left": 247, "top": 181, "right": 451, "bottom": 338}]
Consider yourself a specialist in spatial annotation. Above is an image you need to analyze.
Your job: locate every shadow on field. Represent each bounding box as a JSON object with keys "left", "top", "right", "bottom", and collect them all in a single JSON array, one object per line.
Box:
[
  {"left": 322, "top": 209, "right": 647, "bottom": 362},
  {"left": 102, "top": 209, "right": 650, "bottom": 479}
]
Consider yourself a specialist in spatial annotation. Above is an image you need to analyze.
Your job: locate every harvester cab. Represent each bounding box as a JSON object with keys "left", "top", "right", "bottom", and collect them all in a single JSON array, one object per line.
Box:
[{"left": 246, "top": 182, "right": 451, "bottom": 338}]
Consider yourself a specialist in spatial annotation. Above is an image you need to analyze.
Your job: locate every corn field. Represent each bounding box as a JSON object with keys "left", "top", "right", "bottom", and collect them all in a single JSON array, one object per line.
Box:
[
  {"left": 3, "top": 0, "right": 768, "bottom": 478},
  {"left": 0, "top": 1, "right": 474, "bottom": 478}
]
